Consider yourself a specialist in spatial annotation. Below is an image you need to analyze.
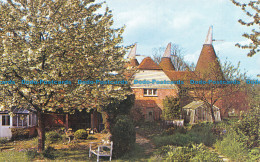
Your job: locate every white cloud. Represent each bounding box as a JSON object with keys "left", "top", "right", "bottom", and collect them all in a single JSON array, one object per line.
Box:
[
  {"left": 106, "top": 0, "right": 259, "bottom": 78},
  {"left": 184, "top": 50, "right": 200, "bottom": 64},
  {"left": 169, "top": 12, "right": 203, "bottom": 29}
]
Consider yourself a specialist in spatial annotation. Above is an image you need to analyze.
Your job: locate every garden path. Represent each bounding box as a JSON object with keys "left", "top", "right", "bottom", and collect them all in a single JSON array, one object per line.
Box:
[{"left": 135, "top": 133, "right": 155, "bottom": 156}]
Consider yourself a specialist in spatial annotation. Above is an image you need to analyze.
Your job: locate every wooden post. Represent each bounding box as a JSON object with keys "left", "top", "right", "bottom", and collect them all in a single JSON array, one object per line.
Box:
[
  {"left": 91, "top": 111, "right": 94, "bottom": 129},
  {"left": 65, "top": 114, "right": 69, "bottom": 130}
]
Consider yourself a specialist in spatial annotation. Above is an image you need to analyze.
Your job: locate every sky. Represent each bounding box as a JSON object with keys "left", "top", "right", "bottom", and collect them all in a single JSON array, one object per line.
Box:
[{"left": 105, "top": 0, "right": 260, "bottom": 79}]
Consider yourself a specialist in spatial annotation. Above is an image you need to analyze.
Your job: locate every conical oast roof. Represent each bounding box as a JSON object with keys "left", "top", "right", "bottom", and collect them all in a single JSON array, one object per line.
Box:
[
  {"left": 127, "top": 43, "right": 137, "bottom": 59},
  {"left": 130, "top": 58, "right": 139, "bottom": 66},
  {"left": 195, "top": 26, "right": 224, "bottom": 80},
  {"left": 159, "top": 43, "right": 175, "bottom": 71},
  {"left": 138, "top": 57, "right": 162, "bottom": 70},
  {"left": 125, "top": 43, "right": 139, "bottom": 67}
]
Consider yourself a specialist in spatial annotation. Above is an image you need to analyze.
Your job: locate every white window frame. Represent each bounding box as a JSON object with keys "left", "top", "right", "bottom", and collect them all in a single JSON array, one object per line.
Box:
[
  {"left": 144, "top": 89, "right": 157, "bottom": 96},
  {"left": 2, "top": 115, "right": 10, "bottom": 126},
  {"left": 13, "top": 115, "right": 28, "bottom": 127}
]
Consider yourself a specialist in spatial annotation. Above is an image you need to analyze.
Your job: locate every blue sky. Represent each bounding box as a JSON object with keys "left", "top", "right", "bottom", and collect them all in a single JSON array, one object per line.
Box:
[{"left": 105, "top": 0, "right": 259, "bottom": 79}]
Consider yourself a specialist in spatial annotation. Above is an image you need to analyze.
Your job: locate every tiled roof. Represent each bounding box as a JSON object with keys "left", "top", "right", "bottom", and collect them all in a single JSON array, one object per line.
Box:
[
  {"left": 138, "top": 57, "right": 162, "bottom": 70},
  {"left": 163, "top": 70, "right": 197, "bottom": 87},
  {"left": 130, "top": 58, "right": 139, "bottom": 67},
  {"left": 159, "top": 57, "right": 175, "bottom": 71},
  {"left": 195, "top": 44, "right": 224, "bottom": 80},
  {"left": 163, "top": 70, "right": 195, "bottom": 81}
]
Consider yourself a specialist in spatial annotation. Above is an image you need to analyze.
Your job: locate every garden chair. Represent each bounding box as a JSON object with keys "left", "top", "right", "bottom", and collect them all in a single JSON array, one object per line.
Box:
[
  {"left": 89, "top": 141, "right": 113, "bottom": 162},
  {"left": 65, "top": 128, "right": 74, "bottom": 142}
]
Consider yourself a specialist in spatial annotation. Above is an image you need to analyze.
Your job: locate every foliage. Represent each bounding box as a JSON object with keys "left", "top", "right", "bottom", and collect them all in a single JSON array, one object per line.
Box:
[
  {"left": 11, "top": 128, "right": 30, "bottom": 140},
  {"left": 74, "top": 129, "right": 88, "bottom": 140},
  {"left": 0, "top": 137, "right": 9, "bottom": 145},
  {"left": 191, "top": 144, "right": 222, "bottom": 162},
  {"left": 162, "top": 126, "right": 187, "bottom": 135},
  {"left": 153, "top": 122, "right": 216, "bottom": 147},
  {"left": 154, "top": 144, "right": 222, "bottom": 162},
  {"left": 111, "top": 115, "right": 136, "bottom": 158},
  {"left": 0, "top": 0, "right": 132, "bottom": 151},
  {"left": 130, "top": 107, "right": 145, "bottom": 126},
  {"left": 102, "top": 94, "right": 135, "bottom": 131},
  {"left": 162, "top": 96, "right": 181, "bottom": 120},
  {"left": 234, "top": 106, "right": 260, "bottom": 148},
  {"left": 189, "top": 59, "right": 247, "bottom": 123},
  {"left": 215, "top": 114, "right": 260, "bottom": 161},
  {"left": 163, "top": 127, "right": 176, "bottom": 135},
  {"left": 214, "top": 128, "right": 248, "bottom": 161},
  {"left": 231, "top": 0, "right": 260, "bottom": 56},
  {"left": 46, "top": 131, "right": 62, "bottom": 143},
  {"left": 248, "top": 148, "right": 260, "bottom": 162}
]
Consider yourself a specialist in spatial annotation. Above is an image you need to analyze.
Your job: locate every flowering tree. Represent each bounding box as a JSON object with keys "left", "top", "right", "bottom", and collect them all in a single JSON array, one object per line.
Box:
[
  {"left": 231, "top": 0, "right": 260, "bottom": 56},
  {"left": 0, "top": 0, "right": 131, "bottom": 152}
]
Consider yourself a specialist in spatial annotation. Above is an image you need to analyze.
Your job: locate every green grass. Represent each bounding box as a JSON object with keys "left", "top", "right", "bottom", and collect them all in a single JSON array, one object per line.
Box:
[
  {"left": 116, "top": 143, "right": 146, "bottom": 161},
  {"left": 214, "top": 129, "right": 249, "bottom": 161},
  {"left": 0, "top": 151, "right": 29, "bottom": 162},
  {"left": 152, "top": 123, "right": 217, "bottom": 147}
]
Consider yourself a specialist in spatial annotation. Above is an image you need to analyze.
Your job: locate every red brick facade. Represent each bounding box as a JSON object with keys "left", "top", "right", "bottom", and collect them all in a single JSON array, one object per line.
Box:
[{"left": 132, "top": 88, "right": 178, "bottom": 121}]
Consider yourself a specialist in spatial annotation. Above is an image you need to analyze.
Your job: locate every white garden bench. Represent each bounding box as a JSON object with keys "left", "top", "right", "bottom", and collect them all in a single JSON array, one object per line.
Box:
[{"left": 89, "top": 141, "right": 113, "bottom": 162}]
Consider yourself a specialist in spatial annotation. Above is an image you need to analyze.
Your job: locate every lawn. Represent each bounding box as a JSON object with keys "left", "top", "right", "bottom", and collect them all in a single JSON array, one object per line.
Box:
[{"left": 0, "top": 132, "right": 110, "bottom": 161}]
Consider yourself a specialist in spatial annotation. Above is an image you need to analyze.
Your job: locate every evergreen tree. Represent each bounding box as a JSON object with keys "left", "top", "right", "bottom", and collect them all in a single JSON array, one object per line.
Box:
[
  {"left": 0, "top": 0, "right": 132, "bottom": 152},
  {"left": 162, "top": 96, "right": 181, "bottom": 120}
]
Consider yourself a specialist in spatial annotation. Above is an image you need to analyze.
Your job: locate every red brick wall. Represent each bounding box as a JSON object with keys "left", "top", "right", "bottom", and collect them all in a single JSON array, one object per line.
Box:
[
  {"left": 133, "top": 88, "right": 178, "bottom": 109},
  {"left": 132, "top": 88, "right": 178, "bottom": 120}
]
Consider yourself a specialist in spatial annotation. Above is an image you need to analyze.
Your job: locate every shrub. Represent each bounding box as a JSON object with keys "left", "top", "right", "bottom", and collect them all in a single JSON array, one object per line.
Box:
[
  {"left": 155, "top": 144, "right": 222, "bottom": 162},
  {"left": 74, "top": 129, "right": 88, "bottom": 140},
  {"left": 166, "top": 146, "right": 194, "bottom": 161},
  {"left": 163, "top": 127, "right": 175, "bottom": 135},
  {"left": 46, "top": 131, "right": 62, "bottom": 143},
  {"left": 214, "top": 128, "right": 248, "bottom": 161},
  {"left": 153, "top": 123, "right": 217, "bottom": 147},
  {"left": 248, "top": 148, "right": 260, "bottom": 162},
  {"left": 0, "top": 137, "right": 9, "bottom": 144},
  {"left": 234, "top": 107, "right": 260, "bottom": 148},
  {"left": 191, "top": 144, "right": 222, "bottom": 162},
  {"left": 162, "top": 96, "right": 181, "bottom": 120},
  {"left": 11, "top": 128, "right": 29, "bottom": 140},
  {"left": 111, "top": 115, "right": 136, "bottom": 158},
  {"left": 175, "top": 126, "right": 187, "bottom": 134}
]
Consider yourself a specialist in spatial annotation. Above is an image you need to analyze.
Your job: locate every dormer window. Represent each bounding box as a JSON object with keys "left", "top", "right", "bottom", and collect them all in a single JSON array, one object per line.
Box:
[{"left": 144, "top": 89, "right": 157, "bottom": 96}]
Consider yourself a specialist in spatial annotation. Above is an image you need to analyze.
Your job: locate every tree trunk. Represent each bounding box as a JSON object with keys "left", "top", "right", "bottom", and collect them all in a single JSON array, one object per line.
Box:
[
  {"left": 102, "top": 111, "right": 111, "bottom": 132},
  {"left": 210, "top": 105, "right": 216, "bottom": 124},
  {"left": 37, "top": 111, "right": 45, "bottom": 152}
]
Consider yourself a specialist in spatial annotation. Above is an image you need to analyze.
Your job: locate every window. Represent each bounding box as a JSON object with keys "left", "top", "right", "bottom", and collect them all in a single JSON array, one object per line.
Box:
[
  {"left": 2, "top": 115, "right": 10, "bottom": 126},
  {"left": 144, "top": 89, "right": 157, "bottom": 96},
  {"left": 12, "top": 115, "right": 28, "bottom": 127}
]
